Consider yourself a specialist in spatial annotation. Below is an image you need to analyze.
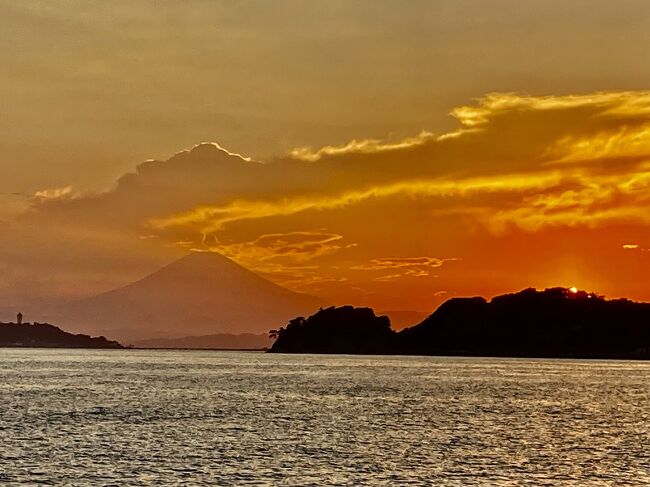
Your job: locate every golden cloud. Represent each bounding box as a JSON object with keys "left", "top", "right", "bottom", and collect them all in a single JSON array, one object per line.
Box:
[
  {"left": 352, "top": 256, "right": 458, "bottom": 282},
  {"left": 33, "top": 186, "right": 77, "bottom": 201},
  {"left": 487, "top": 169, "right": 650, "bottom": 231},
  {"left": 622, "top": 243, "right": 649, "bottom": 252},
  {"left": 451, "top": 91, "right": 650, "bottom": 130},
  {"left": 353, "top": 256, "right": 448, "bottom": 270},
  {"left": 148, "top": 91, "right": 650, "bottom": 244},
  {"left": 290, "top": 131, "right": 435, "bottom": 161},
  {"left": 149, "top": 171, "right": 570, "bottom": 234},
  {"left": 5, "top": 91, "right": 650, "bottom": 305},
  {"left": 194, "top": 231, "right": 353, "bottom": 266}
]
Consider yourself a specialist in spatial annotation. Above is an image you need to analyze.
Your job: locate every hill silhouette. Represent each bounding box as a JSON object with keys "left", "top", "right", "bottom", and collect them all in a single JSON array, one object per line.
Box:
[
  {"left": 0, "top": 321, "right": 123, "bottom": 348},
  {"left": 269, "top": 288, "right": 650, "bottom": 359},
  {"left": 41, "top": 252, "right": 324, "bottom": 341},
  {"left": 269, "top": 306, "right": 395, "bottom": 354}
]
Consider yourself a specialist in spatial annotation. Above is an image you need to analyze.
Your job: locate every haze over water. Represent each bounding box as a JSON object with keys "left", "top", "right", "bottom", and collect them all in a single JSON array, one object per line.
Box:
[{"left": 1, "top": 350, "right": 648, "bottom": 485}]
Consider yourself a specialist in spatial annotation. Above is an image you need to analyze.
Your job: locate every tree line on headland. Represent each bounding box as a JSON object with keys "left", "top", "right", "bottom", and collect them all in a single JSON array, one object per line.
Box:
[
  {"left": 0, "top": 321, "right": 123, "bottom": 348},
  {"left": 268, "top": 288, "right": 650, "bottom": 359}
]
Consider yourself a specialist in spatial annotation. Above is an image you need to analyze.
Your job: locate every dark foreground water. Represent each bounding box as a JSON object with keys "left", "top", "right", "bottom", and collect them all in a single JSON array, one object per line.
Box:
[{"left": 0, "top": 350, "right": 648, "bottom": 485}]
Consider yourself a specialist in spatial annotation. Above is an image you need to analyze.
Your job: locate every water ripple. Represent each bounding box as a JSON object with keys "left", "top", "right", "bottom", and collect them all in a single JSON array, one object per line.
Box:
[{"left": 0, "top": 350, "right": 648, "bottom": 485}]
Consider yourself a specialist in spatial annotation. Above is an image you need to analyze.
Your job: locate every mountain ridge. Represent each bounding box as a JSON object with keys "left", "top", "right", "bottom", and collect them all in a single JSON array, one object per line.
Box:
[{"left": 133, "top": 332, "right": 271, "bottom": 350}]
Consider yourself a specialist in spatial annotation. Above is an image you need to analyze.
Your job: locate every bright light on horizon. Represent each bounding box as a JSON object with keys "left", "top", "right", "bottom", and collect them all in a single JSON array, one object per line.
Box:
[{"left": 569, "top": 287, "right": 579, "bottom": 293}]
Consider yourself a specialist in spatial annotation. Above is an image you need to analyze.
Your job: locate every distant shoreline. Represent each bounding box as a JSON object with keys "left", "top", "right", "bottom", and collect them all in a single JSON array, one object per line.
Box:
[{"left": 132, "top": 347, "right": 267, "bottom": 352}]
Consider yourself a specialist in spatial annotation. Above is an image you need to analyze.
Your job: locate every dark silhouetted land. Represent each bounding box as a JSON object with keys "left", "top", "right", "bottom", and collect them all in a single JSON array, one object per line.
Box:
[
  {"left": 269, "top": 306, "right": 395, "bottom": 354},
  {"left": 269, "top": 288, "right": 650, "bottom": 359},
  {"left": 0, "top": 322, "right": 123, "bottom": 348}
]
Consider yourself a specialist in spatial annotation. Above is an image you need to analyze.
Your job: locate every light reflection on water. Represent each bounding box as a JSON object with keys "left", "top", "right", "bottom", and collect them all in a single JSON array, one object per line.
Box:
[{"left": 0, "top": 349, "right": 648, "bottom": 485}]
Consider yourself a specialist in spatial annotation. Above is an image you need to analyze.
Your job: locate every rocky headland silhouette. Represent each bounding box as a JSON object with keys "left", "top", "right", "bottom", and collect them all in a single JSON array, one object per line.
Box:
[
  {"left": 269, "top": 288, "right": 650, "bottom": 359},
  {"left": 0, "top": 319, "right": 123, "bottom": 349},
  {"left": 269, "top": 306, "right": 395, "bottom": 354}
]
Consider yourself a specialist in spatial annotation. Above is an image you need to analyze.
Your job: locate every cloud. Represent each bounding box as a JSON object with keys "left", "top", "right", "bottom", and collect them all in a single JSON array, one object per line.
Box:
[
  {"left": 25, "top": 92, "right": 650, "bottom": 235},
  {"left": 353, "top": 256, "right": 457, "bottom": 282},
  {"left": 486, "top": 168, "right": 650, "bottom": 231},
  {"left": 147, "top": 91, "right": 650, "bottom": 239},
  {"left": 191, "top": 231, "right": 354, "bottom": 265},
  {"left": 353, "top": 256, "right": 449, "bottom": 270},
  {"left": 451, "top": 92, "right": 650, "bottom": 128},
  {"left": 33, "top": 186, "right": 77, "bottom": 201},
  {"left": 3, "top": 91, "right": 650, "bottom": 307},
  {"left": 148, "top": 170, "right": 570, "bottom": 234},
  {"left": 149, "top": 165, "right": 650, "bottom": 236},
  {"left": 622, "top": 243, "right": 649, "bottom": 252},
  {"left": 187, "top": 142, "right": 254, "bottom": 162},
  {"left": 374, "top": 273, "right": 406, "bottom": 282},
  {"left": 289, "top": 132, "right": 435, "bottom": 161},
  {"left": 623, "top": 244, "right": 640, "bottom": 249}
]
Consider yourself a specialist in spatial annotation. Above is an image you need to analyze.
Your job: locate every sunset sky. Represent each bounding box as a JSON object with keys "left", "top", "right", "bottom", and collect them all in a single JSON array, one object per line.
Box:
[{"left": 1, "top": 1, "right": 649, "bottom": 314}]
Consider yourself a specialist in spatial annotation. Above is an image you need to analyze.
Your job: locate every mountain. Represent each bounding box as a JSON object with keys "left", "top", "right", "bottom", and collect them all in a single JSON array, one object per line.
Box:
[
  {"left": 0, "top": 321, "right": 123, "bottom": 348},
  {"left": 133, "top": 332, "right": 271, "bottom": 350},
  {"left": 41, "top": 252, "right": 324, "bottom": 341},
  {"left": 269, "top": 288, "right": 650, "bottom": 359}
]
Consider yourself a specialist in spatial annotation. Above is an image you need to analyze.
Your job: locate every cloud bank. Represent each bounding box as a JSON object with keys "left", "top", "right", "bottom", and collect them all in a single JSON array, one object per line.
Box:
[{"left": 2, "top": 92, "right": 649, "bottom": 310}]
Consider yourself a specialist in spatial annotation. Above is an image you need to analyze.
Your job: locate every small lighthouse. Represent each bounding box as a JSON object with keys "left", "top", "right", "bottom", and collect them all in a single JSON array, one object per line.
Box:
[{"left": 17, "top": 312, "right": 23, "bottom": 325}]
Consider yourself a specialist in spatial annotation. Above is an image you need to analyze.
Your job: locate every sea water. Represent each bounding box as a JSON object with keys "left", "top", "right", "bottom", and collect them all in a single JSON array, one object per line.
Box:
[{"left": 0, "top": 349, "right": 648, "bottom": 485}]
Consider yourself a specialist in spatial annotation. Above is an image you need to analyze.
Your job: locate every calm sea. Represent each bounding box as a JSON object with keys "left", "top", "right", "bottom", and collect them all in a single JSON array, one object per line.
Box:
[{"left": 0, "top": 349, "right": 648, "bottom": 485}]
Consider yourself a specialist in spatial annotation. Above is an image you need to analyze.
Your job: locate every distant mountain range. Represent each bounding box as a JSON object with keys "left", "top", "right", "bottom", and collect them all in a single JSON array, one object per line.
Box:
[
  {"left": 134, "top": 333, "right": 271, "bottom": 350},
  {"left": 30, "top": 252, "right": 324, "bottom": 342},
  {"left": 269, "top": 288, "right": 650, "bottom": 359}
]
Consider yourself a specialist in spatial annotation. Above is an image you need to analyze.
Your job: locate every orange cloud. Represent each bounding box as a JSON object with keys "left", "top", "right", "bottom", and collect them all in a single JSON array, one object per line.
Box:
[
  {"left": 148, "top": 92, "right": 650, "bottom": 242},
  {"left": 353, "top": 256, "right": 449, "bottom": 270},
  {"left": 352, "top": 256, "right": 458, "bottom": 282},
  {"left": 33, "top": 186, "right": 78, "bottom": 201},
  {"left": 290, "top": 132, "right": 435, "bottom": 161},
  {"left": 148, "top": 170, "right": 570, "bottom": 234},
  {"left": 194, "top": 231, "right": 353, "bottom": 265},
  {"left": 3, "top": 91, "right": 650, "bottom": 308}
]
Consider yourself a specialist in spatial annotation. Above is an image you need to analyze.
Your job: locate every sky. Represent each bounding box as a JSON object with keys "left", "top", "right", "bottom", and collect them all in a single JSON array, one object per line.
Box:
[{"left": 0, "top": 1, "right": 649, "bottom": 313}]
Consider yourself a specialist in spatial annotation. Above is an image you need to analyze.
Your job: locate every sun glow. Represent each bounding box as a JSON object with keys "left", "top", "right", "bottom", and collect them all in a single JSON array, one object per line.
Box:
[{"left": 569, "top": 286, "right": 579, "bottom": 293}]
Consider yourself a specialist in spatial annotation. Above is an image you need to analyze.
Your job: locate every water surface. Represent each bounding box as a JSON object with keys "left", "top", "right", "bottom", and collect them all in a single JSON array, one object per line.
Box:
[{"left": 0, "top": 349, "right": 648, "bottom": 485}]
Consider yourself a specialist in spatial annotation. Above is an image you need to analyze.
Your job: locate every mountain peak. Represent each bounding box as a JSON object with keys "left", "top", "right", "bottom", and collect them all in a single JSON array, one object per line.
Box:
[
  {"left": 175, "top": 250, "right": 239, "bottom": 267},
  {"left": 41, "top": 252, "right": 325, "bottom": 341},
  {"left": 154, "top": 251, "right": 267, "bottom": 283}
]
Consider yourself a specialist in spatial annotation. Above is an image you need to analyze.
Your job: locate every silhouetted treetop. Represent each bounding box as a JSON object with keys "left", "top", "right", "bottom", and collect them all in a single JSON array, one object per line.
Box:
[{"left": 269, "top": 306, "right": 395, "bottom": 354}]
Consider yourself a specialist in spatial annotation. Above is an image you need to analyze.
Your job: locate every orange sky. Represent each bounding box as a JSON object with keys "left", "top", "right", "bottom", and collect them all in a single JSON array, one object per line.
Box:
[{"left": 0, "top": 2, "right": 648, "bottom": 312}]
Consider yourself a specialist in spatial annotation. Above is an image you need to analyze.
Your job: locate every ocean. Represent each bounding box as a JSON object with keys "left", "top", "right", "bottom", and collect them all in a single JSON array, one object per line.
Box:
[{"left": 0, "top": 349, "right": 648, "bottom": 485}]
